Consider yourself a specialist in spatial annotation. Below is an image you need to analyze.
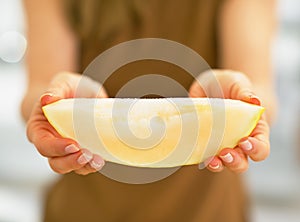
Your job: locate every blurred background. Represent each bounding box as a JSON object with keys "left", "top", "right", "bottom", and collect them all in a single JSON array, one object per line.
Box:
[{"left": 0, "top": 0, "right": 299, "bottom": 221}]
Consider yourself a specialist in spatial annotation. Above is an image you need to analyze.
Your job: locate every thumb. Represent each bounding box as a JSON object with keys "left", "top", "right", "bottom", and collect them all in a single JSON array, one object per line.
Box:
[
  {"left": 189, "top": 79, "right": 207, "bottom": 98},
  {"left": 95, "top": 86, "right": 108, "bottom": 99},
  {"left": 40, "top": 72, "right": 80, "bottom": 106},
  {"left": 228, "top": 78, "right": 261, "bottom": 106},
  {"left": 212, "top": 70, "right": 262, "bottom": 106},
  {"left": 40, "top": 93, "right": 61, "bottom": 106},
  {"left": 40, "top": 72, "right": 108, "bottom": 106}
]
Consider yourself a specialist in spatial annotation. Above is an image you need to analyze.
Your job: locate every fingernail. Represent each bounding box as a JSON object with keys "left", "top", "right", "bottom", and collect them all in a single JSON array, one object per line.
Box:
[
  {"left": 65, "top": 144, "right": 80, "bottom": 154},
  {"left": 40, "top": 93, "right": 55, "bottom": 106},
  {"left": 209, "top": 163, "right": 220, "bottom": 170},
  {"left": 198, "top": 156, "right": 214, "bottom": 169},
  {"left": 198, "top": 162, "right": 207, "bottom": 169},
  {"left": 240, "top": 140, "right": 253, "bottom": 151},
  {"left": 40, "top": 93, "right": 54, "bottom": 101},
  {"left": 77, "top": 151, "right": 93, "bottom": 165},
  {"left": 90, "top": 159, "right": 105, "bottom": 170},
  {"left": 249, "top": 94, "right": 261, "bottom": 106},
  {"left": 220, "top": 153, "right": 234, "bottom": 163}
]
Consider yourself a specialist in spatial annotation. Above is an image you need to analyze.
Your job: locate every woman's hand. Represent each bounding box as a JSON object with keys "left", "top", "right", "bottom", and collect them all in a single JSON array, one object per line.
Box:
[
  {"left": 27, "top": 72, "right": 107, "bottom": 175},
  {"left": 189, "top": 69, "right": 270, "bottom": 173}
]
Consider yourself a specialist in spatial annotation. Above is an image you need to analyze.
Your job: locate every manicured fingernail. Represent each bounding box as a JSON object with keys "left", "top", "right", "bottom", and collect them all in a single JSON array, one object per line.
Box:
[
  {"left": 198, "top": 157, "right": 214, "bottom": 169},
  {"left": 209, "top": 163, "right": 220, "bottom": 170},
  {"left": 249, "top": 94, "right": 261, "bottom": 106},
  {"left": 240, "top": 140, "right": 253, "bottom": 151},
  {"left": 40, "top": 93, "right": 53, "bottom": 101},
  {"left": 220, "top": 153, "right": 234, "bottom": 163},
  {"left": 77, "top": 151, "right": 93, "bottom": 165},
  {"left": 40, "top": 93, "right": 56, "bottom": 106},
  {"left": 65, "top": 144, "right": 80, "bottom": 154},
  {"left": 198, "top": 162, "right": 207, "bottom": 169},
  {"left": 90, "top": 159, "right": 105, "bottom": 170}
]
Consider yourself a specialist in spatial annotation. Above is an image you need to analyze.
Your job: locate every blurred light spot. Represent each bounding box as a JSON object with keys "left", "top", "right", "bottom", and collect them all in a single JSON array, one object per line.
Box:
[{"left": 0, "top": 31, "right": 27, "bottom": 63}]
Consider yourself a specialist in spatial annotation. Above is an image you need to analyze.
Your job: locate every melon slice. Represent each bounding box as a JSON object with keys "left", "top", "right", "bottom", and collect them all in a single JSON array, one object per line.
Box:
[{"left": 42, "top": 98, "right": 264, "bottom": 168}]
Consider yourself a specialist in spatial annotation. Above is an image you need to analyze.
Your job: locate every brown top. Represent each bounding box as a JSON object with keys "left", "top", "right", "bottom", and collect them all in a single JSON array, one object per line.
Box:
[{"left": 43, "top": 1, "right": 249, "bottom": 221}]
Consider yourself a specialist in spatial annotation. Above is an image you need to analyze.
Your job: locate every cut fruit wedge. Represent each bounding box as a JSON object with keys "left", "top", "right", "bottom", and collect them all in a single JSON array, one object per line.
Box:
[{"left": 42, "top": 98, "right": 264, "bottom": 168}]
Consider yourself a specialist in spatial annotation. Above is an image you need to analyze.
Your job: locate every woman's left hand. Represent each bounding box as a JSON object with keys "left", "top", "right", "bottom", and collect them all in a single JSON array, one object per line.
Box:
[{"left": 189, "top": 69, "right": 270, "bottom": 173}]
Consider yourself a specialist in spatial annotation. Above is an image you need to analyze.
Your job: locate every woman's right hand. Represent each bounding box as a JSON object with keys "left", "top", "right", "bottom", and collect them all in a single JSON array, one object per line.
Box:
[{"left": 27, "top": 72, "right": 107, "bottom": 175}]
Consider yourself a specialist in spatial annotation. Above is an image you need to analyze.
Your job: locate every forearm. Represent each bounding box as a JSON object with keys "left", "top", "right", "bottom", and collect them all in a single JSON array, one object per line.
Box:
[
  {"left": 22, "top": 0, "right": 78, "bottom": 121},
  {"left": 219, "top": 0, "right": 278, "bottom": 124}
]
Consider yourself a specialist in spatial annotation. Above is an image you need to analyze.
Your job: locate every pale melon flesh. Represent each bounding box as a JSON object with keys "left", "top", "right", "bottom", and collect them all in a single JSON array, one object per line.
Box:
[{"left": 42, "top": 98, "right": 264, "bottom": 168}]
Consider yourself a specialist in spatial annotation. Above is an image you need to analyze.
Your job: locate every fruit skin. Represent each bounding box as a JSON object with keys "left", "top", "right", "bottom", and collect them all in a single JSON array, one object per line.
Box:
[{"left": 42, "top": 98, "right": 264, "bottom": 168}]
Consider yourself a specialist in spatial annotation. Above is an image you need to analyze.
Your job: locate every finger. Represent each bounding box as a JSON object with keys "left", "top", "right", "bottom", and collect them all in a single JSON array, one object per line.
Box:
[
  {"left": 90, "top": 154, "right": 106, "bottom": 171},
  {"left": 239, "top": 119, "right": 270, "bottom": 161},
  {"left": 27, "top": 103, "right": 80, "bottom": 157},
  {"left": 205, "top": 157, "right": 224, "bottom": 172},
  {"left": 189, "top": 79, "right": 207, "bottom": 98},
  {"left": 189, "top": 69, "right": 260, "bottom": 103},
  {"left": 221, "top": 71, "right": 261, "bottom": 105},
  {"left": 74, "top": 154, "right": 105, "bottom": 175},
  {"left": 40, "top": 93, "right": 61, "bottom": 106},
  {"left": 35, "top": 135, "right": 80, "bottom": 158},
  {"left": 219, "top": 148, "right": 249, "bottom": 173},
  {"left": 74, "top": 164, "right": 98, "bottom": 175},
  {"left": 48, "top": 149, "right": 93, "bottom": 174}
]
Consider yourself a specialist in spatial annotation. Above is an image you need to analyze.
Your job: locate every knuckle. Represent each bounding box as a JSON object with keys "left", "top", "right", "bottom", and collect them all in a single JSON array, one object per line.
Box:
[
  {"left": 34, "top": 137, "right": 53, "bottom": 157},
  {"left": 52, "top": 71, "right": 70, "bottom": 82},
  {"left": 235, "top": 165, "right": 249, "bottom": 174},
  {"left": 75, "top": 164, "right": 97, "bottom": 175},
  {"left": 74, "top": 169, "right": 89, "bottom": 176},
  {"left": 71, "top": 162, "right": 82, "bottom": 171},
  {"left": 32, "top": 137, "right": 50, "bottom": 157},
  {"left": 251, "top": 151, "right": 269, "bottom": 162},
  {"left": 228, "top": 160, "right": 242, "bottom": 170},
  {"left": 35, "top": 145, "right": 49, "bottom": 157},
  {"left": 48, "top": 159, "right": 70, "bottom": 174},
  {"left": 251, "top": 140, "right": 270, "bottom": 162},
  {"left": 26, "top": 129, "right": 53, "bottom": 158},
  {"left": 221, "top": 69, "right": 250, "bottom": 83},
  {"left": 229, "top": 161, "right": 248, "bottom": 174},
  {"left": 227, "top": 158, "right": 248, "bottom": 173},
  {"left": 49, "top": 164, "right": 66, "bottom": 174},
  {"left": 256, "top": 121, "right": 270, "bottom": 134},
  {"left": 230, "top": 71, "right": 250, "bottom": 82},
  {"left": 251, "top": 147, "right": 270, "bottom": 161}
]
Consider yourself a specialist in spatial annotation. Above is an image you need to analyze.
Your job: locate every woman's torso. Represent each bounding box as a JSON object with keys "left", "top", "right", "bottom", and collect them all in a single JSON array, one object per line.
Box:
[{"left": 44, "top": 1, "right": 249, "bottom": 221}]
